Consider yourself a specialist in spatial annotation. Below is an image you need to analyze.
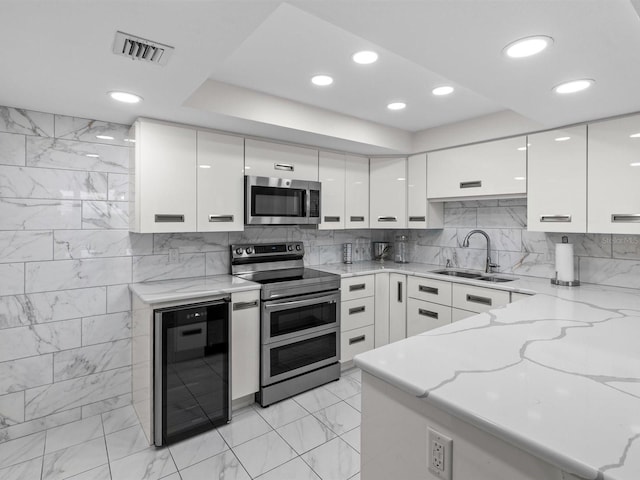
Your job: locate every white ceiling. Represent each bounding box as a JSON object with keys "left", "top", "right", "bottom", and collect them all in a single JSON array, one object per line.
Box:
[{"left": 1, "top": 0, "right": 640, "bottom": 154}]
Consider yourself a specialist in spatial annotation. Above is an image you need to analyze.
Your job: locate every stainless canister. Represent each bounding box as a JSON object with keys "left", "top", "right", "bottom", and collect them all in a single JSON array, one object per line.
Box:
[{"left": 343, "top": 243, "right": 353, "bottom": 264}]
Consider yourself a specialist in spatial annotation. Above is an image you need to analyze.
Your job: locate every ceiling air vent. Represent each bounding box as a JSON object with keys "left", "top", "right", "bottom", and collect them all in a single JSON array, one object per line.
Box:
[{"left": 112, "top": 31, "right": 174, "bottom": 66}]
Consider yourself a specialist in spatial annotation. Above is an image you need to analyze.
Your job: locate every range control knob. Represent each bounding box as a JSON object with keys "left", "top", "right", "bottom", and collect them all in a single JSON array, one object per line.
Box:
[
  {"left": 235, "top": 247, "right": 243, "bottom": 255},
  {"left": 246, "top": 247, "right": 254, "bottom": 254},
  {"left": 295, "top": 244, "right": 302, "bottom": 251},
  {"left": 287, "top": 245, "right": 293, "bottom": 251}
]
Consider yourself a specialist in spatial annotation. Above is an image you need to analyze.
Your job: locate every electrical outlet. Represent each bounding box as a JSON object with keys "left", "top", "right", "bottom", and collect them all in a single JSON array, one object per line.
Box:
[
  {"left": 168, "top": 248, "right": 180, "bottom": 264},
  {"left": 428, "top": 427, "right": 453, "bottom": 479}
]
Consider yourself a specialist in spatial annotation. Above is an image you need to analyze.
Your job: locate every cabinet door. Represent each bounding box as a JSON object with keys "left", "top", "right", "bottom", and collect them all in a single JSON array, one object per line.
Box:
[
  {"left": 345, "top": 155, "right": 370, "bottom": 229},
  {"left": 231, "top": 290, "right": 260, "bottom": 400},
  {"left": 370, "top": 157, "right": 407, "bottom": 228},
  {"left": 245, "top": 139, "right": 318, "bottom": 181},
  {"left": 388, "top": 273, "right": 407, "bottom": 342},
  {"left": 427, "top": 137, "right": 526, "bottom": 200},
  {"left": 588, "top": 115, "right": 640, "bottom": 234},
  {"left": 374, "top": 273, "right": 390, "bottom": 347},
  {"left": 341, "top": 325, "right": 375, "bottom": 363},
  {"left": 133, "top": 120, "right": 197, "bottom": 233},
  {"left": 527, "top": 126, "right": 587, "bottom": 232},
  {"left": 319, "top": 151, "right": 345, "bottom": 230},
  {"left": 197, "top": 131, "right": 244, "bottom": 232},
  {"left": 407, "top": 154, "right": 443, "bottom": 229},
  {"left": 406, "top": 299, "right": 451, "bottom": 336}
]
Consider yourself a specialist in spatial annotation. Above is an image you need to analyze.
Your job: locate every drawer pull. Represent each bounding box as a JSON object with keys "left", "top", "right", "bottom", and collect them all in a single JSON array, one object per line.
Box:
[
  {"left": 324, "top": 216, "right": 340, "bottom": 222},
  {"left": 349, "top": 334, "right": 366, "bottom": 345},
  {"left": 349, "top": 306, "right": 366, "bottom": 315},
  {"left": 409, "top": 216, "right": 426, "bottom": 222},
  {"left": 460, "top": 181, "right": 482, "bottom": 189},
  {"left": 418, "top": 309, "right": 439, "bottom": 319},
  {"left": 466, "top": 294, "right": 492, "bottom": 306},
  {"left": 274, "top": 163, "right": 294, "bottom": 171},
  {"left": 155, "top": 214, "right": 184, "bottom": 223},
  {"left": 349, "top": 283, "right": 366, "bottom": 292},
  {"left": 350, "top": 216, "right": 365, "bottom": 222},
  {"left": 419, "top": 285, "right": 439, "bottom": 295},
  {"left": 397, "top": 281, "right": 403, "bottom": 303},
  {"left": 611, "top": 214, "right": 640, "bottom": 223},
  {"left": 540, "top": 214, "right": 571, "bottom": 223},
  {"left": 233, "top": 300, "right": 258, "bottom": 311},
  {"left": 209, "top": 214, "right": 234, "bottom": 222},
  {"left": 378, "top": 216, "right": 397, "bottom": 222}
]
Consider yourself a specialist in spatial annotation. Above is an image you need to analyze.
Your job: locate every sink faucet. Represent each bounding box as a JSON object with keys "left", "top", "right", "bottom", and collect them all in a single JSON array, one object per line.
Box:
[{"left": 462, "top": 229, "right": 499, "bottom": 274}]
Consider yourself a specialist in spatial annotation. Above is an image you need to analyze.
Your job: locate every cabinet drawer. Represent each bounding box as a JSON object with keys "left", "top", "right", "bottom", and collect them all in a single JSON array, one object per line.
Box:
[
  {"left": 407, "top": 276, "right": 452, "bottom": 306},
  {"left": 511, "top": 292, "right": 533, "bottom": 303},
  {"left": 340, "top": 325, "right": 375, "bottom": 363},
  {"left": 341, "top": 297, "right": 375, "bottom": 332},
  {"left": 451, "top": 308, "right": 477, "bottom": 323},
  {"left": 341, "top": 275, "right": 375, "bottom": 301},
  {"left": 452, "top": 284, "right": 510, "bottom": 313},
  {"left": 407, "top": 299, "right": 451, "bottom": 336}
]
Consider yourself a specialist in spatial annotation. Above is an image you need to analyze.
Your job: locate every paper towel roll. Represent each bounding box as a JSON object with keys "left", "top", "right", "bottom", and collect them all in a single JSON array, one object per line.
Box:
[{"left": 555, "top": 243, "right": 575, "bottom": 282}]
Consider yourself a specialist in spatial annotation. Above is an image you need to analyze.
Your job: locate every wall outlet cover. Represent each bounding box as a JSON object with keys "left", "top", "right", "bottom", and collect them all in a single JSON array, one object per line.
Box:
[{"left": 428, "top": 427, "right": 453, "bottom": 480}]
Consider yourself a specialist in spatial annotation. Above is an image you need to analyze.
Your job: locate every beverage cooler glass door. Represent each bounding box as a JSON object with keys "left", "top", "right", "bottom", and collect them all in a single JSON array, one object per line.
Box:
[{"left": 154, "top": 299, "right": 230, "bottom": 446}]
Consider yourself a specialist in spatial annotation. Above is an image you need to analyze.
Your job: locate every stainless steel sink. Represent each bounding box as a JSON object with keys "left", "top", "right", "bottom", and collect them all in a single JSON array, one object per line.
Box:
[
  {"left": 430, "top": 269, "right": 483, "bottom": 279},
  {"left": 477, "top": 276, "right": 516, "bottom": 283}
]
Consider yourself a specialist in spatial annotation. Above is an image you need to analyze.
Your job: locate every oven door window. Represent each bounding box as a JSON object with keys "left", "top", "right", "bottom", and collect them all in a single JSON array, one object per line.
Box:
[
  {"left": 264, "top": 293, "right": 339, "bottom": 343},
  {"left": 269, "top": 330, "right": 337, "bottom": 380},
  {"left": 251, "top": 186, "right": 306, "bottom": 217}
]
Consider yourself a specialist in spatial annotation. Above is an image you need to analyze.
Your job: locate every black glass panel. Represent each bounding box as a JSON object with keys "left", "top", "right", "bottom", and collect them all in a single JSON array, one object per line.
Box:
[
  {"left": 270, "top": 332, "right": 337, "bottom": 377},
  {"left": 270, "top": 301, "right": 337, "bottom": 338},
  {"left": 251, "top": 186, "right": 306, "bottom": 217}
]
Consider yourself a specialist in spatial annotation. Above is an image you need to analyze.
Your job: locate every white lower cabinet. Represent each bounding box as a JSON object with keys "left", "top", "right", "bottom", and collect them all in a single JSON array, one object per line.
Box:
[
  {"left": 340, "top": 275, "right": 375, "bottom": 363},
  {"left": 389, "top": 273, "right": 407, "bottom": 343},
  {"left": 452, "top": 284, "right": 510, "bottom": 313},
  {"left": 341, "top": 297, "right": 375, "bottom": 331},
  {"left": 374, "top": 273, "right": 390, "bottom": 348},
  {"left": 406, "top": 299, "right": 451, "bottom": 336},
  {"left": 451, "top": 308, "right": 477, "bottom": 323},
  {"left": 231, "top": 290, "right": 260, "bottom": 400},
  {"left": 511, "top": 292, "right": 533, "bottom": 303},
  {"left": 341, "top": 325, "right": 375, "bottom": 364}
]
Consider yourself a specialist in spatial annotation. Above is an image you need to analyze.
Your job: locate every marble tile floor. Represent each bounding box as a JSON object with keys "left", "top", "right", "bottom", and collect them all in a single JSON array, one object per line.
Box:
[{"left": 0, "top": 368, "right": 363, "bottom": 480}]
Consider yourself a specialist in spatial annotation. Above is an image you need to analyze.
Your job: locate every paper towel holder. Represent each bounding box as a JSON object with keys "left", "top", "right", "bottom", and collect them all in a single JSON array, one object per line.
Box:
[{"left": 551, "top": 235, "right": 580, "bottom": 286}]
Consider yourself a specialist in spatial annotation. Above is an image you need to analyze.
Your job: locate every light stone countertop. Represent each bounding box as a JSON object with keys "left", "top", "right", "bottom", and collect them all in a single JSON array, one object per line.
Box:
[
  {"left": 129, "top": 274, "right": 260, "bottom": 304},
  {"left": 312, "top": 261, "right": 640, "bottom": 480}
]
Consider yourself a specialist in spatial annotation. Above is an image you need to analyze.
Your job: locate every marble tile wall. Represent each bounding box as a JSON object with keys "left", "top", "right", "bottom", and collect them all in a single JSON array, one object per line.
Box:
[{"left": 1, "top": 105, "right": 638, "bottom": 444}]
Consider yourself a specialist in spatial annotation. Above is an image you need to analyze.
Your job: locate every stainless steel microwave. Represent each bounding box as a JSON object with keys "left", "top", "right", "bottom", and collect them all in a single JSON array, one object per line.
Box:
[{"left": 245, "top": 175, "right": 321, "bottom": 225}]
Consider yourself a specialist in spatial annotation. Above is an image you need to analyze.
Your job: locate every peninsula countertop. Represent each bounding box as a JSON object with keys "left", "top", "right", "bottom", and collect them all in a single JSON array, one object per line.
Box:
[{"left": 315, "top": 261, "right": 640, "bottom": 480}]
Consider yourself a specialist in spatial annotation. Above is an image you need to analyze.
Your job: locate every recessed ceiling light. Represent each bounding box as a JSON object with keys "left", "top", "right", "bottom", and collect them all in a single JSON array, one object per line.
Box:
[
  {"left": 630, "top": 162, "right": 640, "bottom": 167},
  {"left": 553, "top": 79, "right": 594, "bottom": 94},
  {"left": 352, "top": 50, "right": 378, "bottom": 65},
  {"left": 96, "top": 135, "right": 114, "bottom": 140},
  {"left": 514, "top": 176, "right": 526, "bottom": 180},
  {"left": 517, "top": 146, "right": 528, "bottom": 151},
  {"left": 85, "top": 154, "right": 100, "bottom": 158},
  {"left": 630, "top": 133, "right": 640, "bottom": 138},
  {"left": 108, "top": 91, "right": 143, "bottom": 104},
  {"left": 199, "top": 165, "right": 211, "bottom": 169},
  {"left": 432, "top": 86, "right": 454, "bottom": 96},
  {"left": 555, "top": 136, "right": 571, "bottom": 141},
  {"left": 504, "top": 35, "right": 553, "bottom": 58},
  {"left": 387, "top": 102, "right": 406, "bottom": 111},
  {"left": 311, "top": 75, "right": 333, "bottom": 86}
]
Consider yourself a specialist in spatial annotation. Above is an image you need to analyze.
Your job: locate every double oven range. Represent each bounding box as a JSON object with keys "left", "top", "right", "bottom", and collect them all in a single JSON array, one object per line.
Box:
[{"left": 231, "top": 242, "right": 341, "bottom": 406}]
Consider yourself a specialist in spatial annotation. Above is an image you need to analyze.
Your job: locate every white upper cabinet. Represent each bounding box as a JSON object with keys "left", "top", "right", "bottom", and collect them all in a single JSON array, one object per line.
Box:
[
  {"left": 196, "top": 131, "right": 244, "bottom": 232},
  {"left": 130, "top": 119, "right": 197, "bottom": 233},
  {"left": 527, "top": 126, "right": 587, "bottom": 232},
  {"left": 318, "top": 151, "right": 346, "bottom": 230},
  {"left": 588, "top": 115, "right": 640, "bottom": 234},
  {"left": 370, "top": 157, "right": 407, "bottom": 229},
  {"left": 427, "top": 136, "right": 527, "bottom": 200},
  {"left": 245, "top": 139, "right": 318, "bottom": 181},
  {"left": 407, "top": 153, "right": 443, "bottom": 229},
  {"left": 345, "top": 155, "right": 370, "bottom": 229}
]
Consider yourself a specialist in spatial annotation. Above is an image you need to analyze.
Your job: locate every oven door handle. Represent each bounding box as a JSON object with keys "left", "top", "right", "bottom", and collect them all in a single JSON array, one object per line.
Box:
[{"left": 264, "top": 295, "right": 338, "bottom": 310}]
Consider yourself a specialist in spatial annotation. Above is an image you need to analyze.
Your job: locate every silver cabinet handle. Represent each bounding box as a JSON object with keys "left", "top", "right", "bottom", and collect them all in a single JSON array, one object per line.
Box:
[
  {"left": 409, "top": 216, "right": 426, "bottom": 222},
  {"left": 611, "top": 214, "right": 640, "bottom": 223},
  {"left": 419, "top": 285, "right": 438, "bottom": 295},
  {"left": 155, "top": 214, "right": 184, "bottom": 223},
  {"left": 349, "top": 334, "right": 366, "bottom": 345},
  {"left": 397, "top": 281, "right": 403, "bottom": 303},
  {"left": 350, "top": 216, "right": 365, "bottom": 222},
  {"left": 233, "top": 300, "right": 258, "bottom": 311},
  {"left": 209, "top": 214, "right": 234, "bottom": 222},
  {"left": 324, "top": 216, "right": 340, "bottom": 222},
  {"left": 540, "top": 215, "right": 572, "bottom": 223},
  {"left": 274, "top": 163, "right": 294, "bottom": 171},
  {"left": 378, "top": 216, "right": 397, "bottom": 222},
  {"left": 348, "top": 306, "right": 366, "bottom": 315},
  {"left": 418, "top": 309, "right": 439, "bottom": 319},
  {"left": 466, "top": 294, "right": 492, "bottom": 306},
  {"left": 349, "top": 283, "right": 366, "bottom": 292},
  {"left": 460, "top": 181, "right": 482, "bottom": 189}
]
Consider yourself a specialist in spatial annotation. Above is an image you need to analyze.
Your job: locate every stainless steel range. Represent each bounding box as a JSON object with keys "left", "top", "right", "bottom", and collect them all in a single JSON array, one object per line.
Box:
[{"left": 231, "top": 242, "right": 341, "bottom": 407}]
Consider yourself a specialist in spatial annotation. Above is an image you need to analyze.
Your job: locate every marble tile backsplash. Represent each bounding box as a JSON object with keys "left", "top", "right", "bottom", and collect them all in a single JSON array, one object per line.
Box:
[{"left": 0, "top": 105, "right": 639, "bottom": 444}]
